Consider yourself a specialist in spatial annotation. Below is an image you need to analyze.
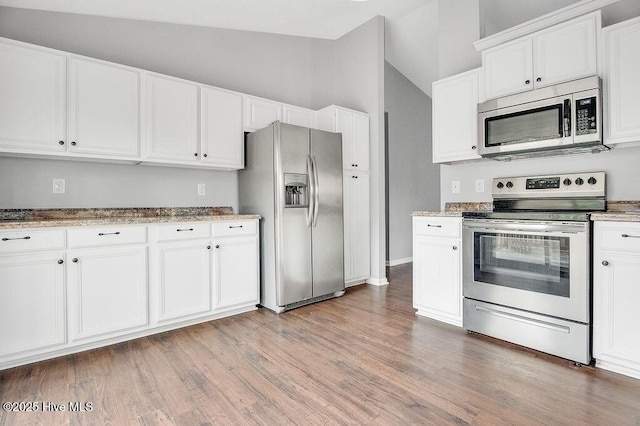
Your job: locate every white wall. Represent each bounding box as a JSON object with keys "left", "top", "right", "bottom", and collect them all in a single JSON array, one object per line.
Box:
[
  {"left": 385, "top": 62, "right": 437, "bottom": 264},
  {"left": 438, "top": 0, "right": 481, "bottom": 79}
]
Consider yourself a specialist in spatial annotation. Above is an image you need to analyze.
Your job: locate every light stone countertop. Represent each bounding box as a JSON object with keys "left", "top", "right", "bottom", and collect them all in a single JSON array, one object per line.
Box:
[{"left": 590, "top": 212, "right": 640, "bottom": 222}]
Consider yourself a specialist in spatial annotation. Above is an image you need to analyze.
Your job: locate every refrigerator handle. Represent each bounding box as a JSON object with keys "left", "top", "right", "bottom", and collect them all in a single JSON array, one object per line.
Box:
[
  {"left": 305, "top": 155, "right": 314, "bottom": 227},
  {"left": 312, "top": 156, "right": 320, "bottom": 227}
]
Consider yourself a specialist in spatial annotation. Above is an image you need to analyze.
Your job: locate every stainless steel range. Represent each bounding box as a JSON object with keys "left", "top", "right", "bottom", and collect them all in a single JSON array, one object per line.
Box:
[{"left": 462, "top": 171, "right": 606, "bottom": 364}]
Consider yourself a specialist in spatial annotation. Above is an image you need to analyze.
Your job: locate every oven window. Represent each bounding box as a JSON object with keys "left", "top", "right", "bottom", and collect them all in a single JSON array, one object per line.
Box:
[
  {"left": 473, "top": 232, "right": 570, "bottom": 297},
  {"left": 485, "top": 104, "right": 563, "bottom": 147}
]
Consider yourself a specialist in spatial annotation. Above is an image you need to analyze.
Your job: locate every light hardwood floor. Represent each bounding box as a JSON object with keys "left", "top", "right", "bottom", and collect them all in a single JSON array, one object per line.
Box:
[{"left": 1, "top": 263, "right": 640, "bottom": 425}]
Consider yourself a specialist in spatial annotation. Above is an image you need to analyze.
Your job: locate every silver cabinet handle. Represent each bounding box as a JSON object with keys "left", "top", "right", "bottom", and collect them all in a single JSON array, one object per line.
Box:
[
  {"left": 228, "top": 225, "right": 243, "bottom": 229},
  {"left": 98, "top": 231, "right": 120, "bottom": 236},
  {"left": 621, "top": 234, "right": 640, "bottom": 239},
  {"left": 602, "top": 260, "right": 609, "bottom": 266},
  {"left": 2, "top": 236, "right": 31, "bottom": 241},
  {"left": 177, "top": 228, "right": 194, "bottom": 232},
  {"left": 427, "top": 224, "right": 442, "bottom": 228}
]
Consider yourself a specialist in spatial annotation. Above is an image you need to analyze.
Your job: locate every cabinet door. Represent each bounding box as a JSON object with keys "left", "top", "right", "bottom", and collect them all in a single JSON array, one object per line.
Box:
[
  {"left": 604, "top": 17, "right": 640, "bottom": 146},
  {"left": 212, "top": 236, "right": 259, "bottom": 311},
  {"left": 432, "top": 69, "right": 481, "bottom": 163},
  {"left": 483, "top": 38, "right": 533, "bottom": 99},
  {"left": 283, "top": 105, "right": 315, "bottom": 128},
  {"left": 0, "top": 41, "right": 66, "bottom": 152},
  {"left": 146, "top": 74, "right": 199, "bottom": 161},
  {"left": 244, "top": 96, "right": 282, "bottom": 132},
  {"left": 594, "top": 251, "right": 640, "bottom": 379},
  {"left": 68, "top": 246, "right": 148, "bottom": 341},
  {"left": 201, "top": 87, "right": 244, "bottom": 168},
  {"left": 343, "top": 171, "right": 370, "bottom": 284},
  {"left": 534, "top": 15, "right": 597, "bottom": 89},
  {"left": 157, "top": 241, "right": 211, "bottom": 322},
  {"left": 413, "top": 235, "right": 462, "bottom": 326},
  {"left": 68, "top": 58, "right": 140, "bottom": 158},
  {"left": 0, "top": 253, "right": 66, "bottom": 358},
  {"left": 335, "top": 109, "right": 369, "bottom": 171}
]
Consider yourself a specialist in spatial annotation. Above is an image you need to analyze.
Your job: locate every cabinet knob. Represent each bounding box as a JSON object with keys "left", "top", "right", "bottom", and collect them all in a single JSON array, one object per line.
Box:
[
  {"left": 57, "top": 259, "right": 64, "bottom": 265},
  {"left": 203, "top": 154, "right": 208, "bottom": 158},
  {"left": 207, "top": 245, "right": 211, "bottom": 250},
  {"left": 471, "top": 145, "right": 477, "bottom": 150},
  {"left": 452, "top": 246, "right": 458, "bottom": 250},
  {"left": 194, "top": 153, "right": 198, "bottom": 157},
  {"left": 215, "top": 244, "right": 220, "bottom": 249},
  {"left": 525, "top": 80, "right": 531, "bottom": 85},
  {"left": 602, "top": 260, "right": 609, "bottom": 266},
  {"left": 72, "top": 258, "right": 79, "bottom": 263},
  {"left": 58, "top": 140, "right": 65, "bottom": 146},
  {"left": 71, "top": 141, "right": 77, "bottom": 146},
  {"left": 536, "top": 77, "right": 542, "bottom": 82}
]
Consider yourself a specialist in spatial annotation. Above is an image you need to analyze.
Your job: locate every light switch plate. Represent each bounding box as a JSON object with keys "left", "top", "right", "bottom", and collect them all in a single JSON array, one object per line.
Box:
[
  {"left": 197, "top": 183, "right": 206, "bottom": 196},
  {"left": 451, "top": 180, "right": 460, "bottom": 194}
]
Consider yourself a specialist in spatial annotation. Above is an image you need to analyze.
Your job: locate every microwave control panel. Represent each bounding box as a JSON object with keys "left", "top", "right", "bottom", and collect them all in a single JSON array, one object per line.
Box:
[{"left": 575, "top": 96, "right": 597, "bottom": 135}]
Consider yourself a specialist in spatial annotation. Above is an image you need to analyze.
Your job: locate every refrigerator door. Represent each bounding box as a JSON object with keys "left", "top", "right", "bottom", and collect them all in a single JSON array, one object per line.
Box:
[
  {"left": 310, "top": 129, "right": 345, "bottom": 296},
  {"left": 276, "top": 123, "right": 313, "bottom": 306}
]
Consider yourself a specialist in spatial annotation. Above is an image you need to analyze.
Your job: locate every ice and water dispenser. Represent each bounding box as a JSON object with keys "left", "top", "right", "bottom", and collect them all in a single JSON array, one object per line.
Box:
[{"left": 284, "top": 173, "right": 308, "bottom": 208}]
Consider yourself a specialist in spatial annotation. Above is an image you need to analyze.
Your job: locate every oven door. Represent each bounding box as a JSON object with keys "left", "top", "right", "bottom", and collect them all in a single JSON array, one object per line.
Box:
[
  {"left": 478, "top": 95, "right": 572, "bottom": 157},
  {"left": 462, "top": 219, "right": 589, "bottom": 323}
]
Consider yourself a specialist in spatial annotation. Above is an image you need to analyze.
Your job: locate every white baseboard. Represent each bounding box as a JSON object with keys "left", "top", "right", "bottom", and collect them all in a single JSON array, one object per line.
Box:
[
  {"left": 366, "top": 277, "right": 389, "bottom": 286},
  {"left": 386, "top": 257, "right": 412, "bottom": 267}
]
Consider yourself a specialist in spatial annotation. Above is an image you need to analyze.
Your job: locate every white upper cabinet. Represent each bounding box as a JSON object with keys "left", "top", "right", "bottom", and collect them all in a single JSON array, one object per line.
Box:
[
  {"left": 432, "top": 69, "right": 481, "bottom": 164},
  {"left": 483, "top": 39, "right": 533, "bottom": 100},
  {"left": 0, "top": 39, "right": 66, "bottom": 152},
  {"left": 603, "top": 16, "right": 640, "bottom": 147},
  {"left": 68, "top": 58, "right": 141, "bottom": 158},
  {"left": 145, "top": 74, "right": 199, "bottom": 162},
  {"left": 244, "top": 96, "right": 282, "bottom": 132},
  {"left": 483, "top": 12, "right": 599, "bottom": 100},
  {"left": 201, "top": 86, "right": 244, "bottom": 168},
  {"left": 282, "top": 104, "right": 315, "bottom": 128},
  {"left": 316, "top": 105, "right": 369, "bottom": 171}
]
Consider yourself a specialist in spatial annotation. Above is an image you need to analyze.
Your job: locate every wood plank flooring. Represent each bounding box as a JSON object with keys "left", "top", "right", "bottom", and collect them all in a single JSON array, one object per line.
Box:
[{"left": 2, "top": 263, "right": 640, "bottom": 425}]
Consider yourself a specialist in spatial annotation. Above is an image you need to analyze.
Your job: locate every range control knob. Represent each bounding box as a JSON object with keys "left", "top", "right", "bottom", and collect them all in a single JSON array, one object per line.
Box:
[
  {"left": 588, "top": 177, "right": 597, "bottom": 185},
  {"left": 496, "top": 182, "right": 504, "bottom": 189},
  {"left": 563, "top": 178, "right": 572, "bottom": 186},
  {"left": 506, "top": 181, "right": 514, "bottom": 188},
  {"left": 575, "top": 177, "right": 584, "bottom": 185}
]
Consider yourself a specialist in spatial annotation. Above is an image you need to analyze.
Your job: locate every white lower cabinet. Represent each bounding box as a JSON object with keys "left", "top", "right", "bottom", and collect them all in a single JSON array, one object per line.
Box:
[
  {"left": 412, "top": 216, "right": 462, "bottom": 327},
  {"left": 593, "top": 221, "right": 640, "bottom": 379},
  {"left": 67, "top": 245, "right": 148, "bottom": 342},
  {"left": 343, "top": 171, "right": 370, "bottom": 285},
  {"left": 0, "top": 252, "right": 66, "bottom": 360},
  {"left": 0, "top": 218, "right": 260, "bottom": 371},
  {"left": 212, "top": 221, "right": 259, "bottom": 311}
]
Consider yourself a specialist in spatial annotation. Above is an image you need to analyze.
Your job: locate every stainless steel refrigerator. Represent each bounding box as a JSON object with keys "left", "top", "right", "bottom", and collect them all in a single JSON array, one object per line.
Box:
[{"left": 238, "top": 121, "right": 345, "bottom": 313}]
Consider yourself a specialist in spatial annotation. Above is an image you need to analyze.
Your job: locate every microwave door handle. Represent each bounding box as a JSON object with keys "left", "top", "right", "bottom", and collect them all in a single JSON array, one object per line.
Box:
[{"left": 563, "top": 99, "right": 572, "bottom": 137}]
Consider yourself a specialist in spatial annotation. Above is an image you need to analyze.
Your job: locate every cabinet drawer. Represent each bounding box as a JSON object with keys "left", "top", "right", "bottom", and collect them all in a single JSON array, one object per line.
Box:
[
  {"left": 212, "top": 220, "right": 257, "bottom": 237},
  {"left": 413, "top": 217, "right": 460, "bottom": 238},
  {"left": 156, "top": 223, "right": 210, "bottom": 242},
  {"left": 0, "top": 228, "right": 65, "bottom": 253},
  {"left": 68, "top": 225, "right": 147, "bottom": 248},
  {"left": 599, "top": 222, "right": 640, "bottom": 252}
]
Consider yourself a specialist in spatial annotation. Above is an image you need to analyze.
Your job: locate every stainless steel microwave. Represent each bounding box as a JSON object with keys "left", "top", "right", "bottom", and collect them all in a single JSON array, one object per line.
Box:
[{"left": 478, "top": 76, "right": 606, "bottom": 160}]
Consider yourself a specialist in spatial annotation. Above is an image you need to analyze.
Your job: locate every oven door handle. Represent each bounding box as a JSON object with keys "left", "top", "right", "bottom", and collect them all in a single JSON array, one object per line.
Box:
[{"left": 463, "top": 222, "right": 587, "bottom": 234}]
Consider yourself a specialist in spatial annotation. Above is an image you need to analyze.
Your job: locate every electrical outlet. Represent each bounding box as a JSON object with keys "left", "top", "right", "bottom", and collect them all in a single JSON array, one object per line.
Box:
[
  {"left": 451, "top": 180, "right": 460, "bottom": 194},
  {"left": 197, "top": 183, "right": 206, "bottom": 196},
  {"left": 52, "top": 178, "right": 65, "bottom": 194},
  {"left": 475, "top": 179, "right": 485, "bottom": 193}
]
